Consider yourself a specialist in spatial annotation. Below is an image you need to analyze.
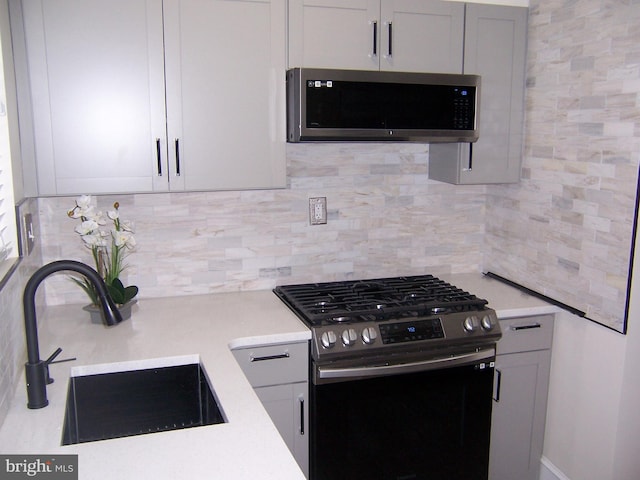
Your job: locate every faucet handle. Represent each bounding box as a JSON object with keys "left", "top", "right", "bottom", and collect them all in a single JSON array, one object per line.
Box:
[
  {"left": 43, "top": 348, "right": 62, "bottom": 385},
  {"left": 43, "top": 347, "right": 76, "bottom": 385},
  {"left": 45, "top": 347, "right": 63, "bottom": 364}
]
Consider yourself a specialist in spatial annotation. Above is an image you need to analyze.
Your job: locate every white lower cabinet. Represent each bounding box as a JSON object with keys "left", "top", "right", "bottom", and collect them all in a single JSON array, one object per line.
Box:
[
  {"left": 232, "top": 342, "right": 309, "bottom": 477},
  {"left": 490, "top": 315, "right": 554, "bottom": 480}
]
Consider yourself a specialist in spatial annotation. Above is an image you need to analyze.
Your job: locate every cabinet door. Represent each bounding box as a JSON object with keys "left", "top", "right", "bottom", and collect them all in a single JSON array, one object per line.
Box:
[
  {"left": 380, "top": 0, "right": 463, "bottom": 73},
  {"left": 288, "top": 0, "right": 463, "bottom": 73},
  {"left": 489, "top": 350, "right": 551, "bottom": 480},
  {"left": 429, "top": 4, "right": 527, "bottom": 184},
  {"left": 288, "top": 0, "right": 380, "bottom": 70},
  {"left": 163, "top": 0, "right": 286, "bottom": 191},
  {"left": 22, "top": 0, "right": 167, "bottom": 195},
  {"left": 233, "top": 342, "right": 309, "bottom": 476},
  {"left": 255, "top": 383, "right": 309, "bottom": 476}
]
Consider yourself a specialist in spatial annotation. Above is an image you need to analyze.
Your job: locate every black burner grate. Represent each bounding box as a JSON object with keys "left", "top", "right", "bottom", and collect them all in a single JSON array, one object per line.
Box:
[{"left": 274, "top": 275, "right": 488, "bottom": 326}]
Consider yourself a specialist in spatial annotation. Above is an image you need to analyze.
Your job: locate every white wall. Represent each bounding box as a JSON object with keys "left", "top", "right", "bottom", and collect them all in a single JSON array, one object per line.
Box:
[
  {"left": 612, "top": 263, "right": 640, "bottom": 478},
  {"left": 541, "top": 210, "right": 640, "bottom": 480},
  {"left": 542, "top": 234, "right": 640, "bottom": 480},
  {"left": 543, "top": 311, "right": 628, "bottom": 479}
]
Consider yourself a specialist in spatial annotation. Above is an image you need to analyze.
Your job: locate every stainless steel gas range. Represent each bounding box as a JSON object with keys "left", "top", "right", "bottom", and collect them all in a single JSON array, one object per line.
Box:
[{"left": 274, "top": 274, "right": 502, "bottom": 480}]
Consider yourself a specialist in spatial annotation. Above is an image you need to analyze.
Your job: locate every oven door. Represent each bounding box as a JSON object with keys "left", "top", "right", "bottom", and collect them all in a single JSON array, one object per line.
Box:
[{"left": 310, "top": 348, "right": 495, "bottom": 480}]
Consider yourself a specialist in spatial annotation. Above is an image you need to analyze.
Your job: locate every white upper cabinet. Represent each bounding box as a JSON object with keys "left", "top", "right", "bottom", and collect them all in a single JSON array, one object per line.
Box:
[
  {"left": 428, "top": 4, "right": 528, "bottom": 184},
  {"left": 22, "top": 0, "right": 165, "bottom": 195},
  {"left": 379, "top": 0, "right": 464, "bottom": 73},
  {"left": 19, "top": 0, "right": 285, "bottom": 195},
  {"left": 163, "top": 0, "right": 286, "bottom": 192},
  {"left": 288, "top": 0, "right": 464, "bottom": 73},
  {"left": 289, "top": 0, "right": 380, "bottom": 70}
]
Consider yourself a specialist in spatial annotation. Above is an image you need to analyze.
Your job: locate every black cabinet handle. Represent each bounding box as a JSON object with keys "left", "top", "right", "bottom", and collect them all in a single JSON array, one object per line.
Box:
[
  {"left": 299, "top": 396, "right": 305, "bottom": 435},
  {"left": 175, "top": 138, "right": 181, "bottom": 176},
  {"left": 249, "top": 352, "right": 290, "bottom": 362},
  {"left": 493, "top": 368, "right": 502, "bottom": 402},
  {"left": 156, "top": 138, "right": 162, "bottom": 176},
  {"left": 511, "top": 323, "right": 542, "bottom": 331},
  {"left": 372, "top": 21, "right": 378, "bottom": 56},
  {"left": 388, "top": 22, "right": 392, "bottom": 57},
  {"left": 467, "top": 143, "right": 473, "bottom": 171}
]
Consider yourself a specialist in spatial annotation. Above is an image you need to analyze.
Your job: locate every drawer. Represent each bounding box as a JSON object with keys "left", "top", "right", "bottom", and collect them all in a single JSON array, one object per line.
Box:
[
  {"left": 496, "top": 315, "right": 554, "bottom": 355},
  {"left": 232, "top": 342, "right": 308, "bottom": 387}
]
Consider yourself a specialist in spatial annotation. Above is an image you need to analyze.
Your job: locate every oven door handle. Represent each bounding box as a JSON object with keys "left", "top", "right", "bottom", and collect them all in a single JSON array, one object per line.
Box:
[{"left": 316, "top": 347, "right": 495, "bottom": 381}]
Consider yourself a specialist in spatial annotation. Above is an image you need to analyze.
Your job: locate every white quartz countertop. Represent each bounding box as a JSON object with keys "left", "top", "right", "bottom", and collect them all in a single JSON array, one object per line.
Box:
[
  {"left": 440, "top": 273, "right": 561, "bottom": 319},
  {"left": 0, "top": 290, "right": 311, "bottom": 480},
  {"left": 0, "top": 273, "right": 558, "bottom": 479}
]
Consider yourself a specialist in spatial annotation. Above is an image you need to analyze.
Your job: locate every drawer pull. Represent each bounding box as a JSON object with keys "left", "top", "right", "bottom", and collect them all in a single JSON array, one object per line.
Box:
[
  {"left": 511, "top": 323, "right": 542, "bottom": 331},
  {"left": 250, "top": 352, "right": 290, "bottom": 362}
]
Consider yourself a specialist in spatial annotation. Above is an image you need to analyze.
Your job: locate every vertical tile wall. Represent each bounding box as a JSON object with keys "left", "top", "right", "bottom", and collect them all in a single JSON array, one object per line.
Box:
[
  {"left": 484, "top": 0, "right": 640, "bottom": 332},
  {"left": 0, "top": 198, "right": 40, "bottom": 428},
  {"left": 38, "top": 143, "right": 487, "bottom": 305},
  {"left": 0, "top": 266, "right": 26, "bottom": 426}
]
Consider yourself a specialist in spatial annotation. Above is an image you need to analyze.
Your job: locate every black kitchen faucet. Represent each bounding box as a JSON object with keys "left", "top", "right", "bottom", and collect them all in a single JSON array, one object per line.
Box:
[{"left": 22, "top": 260, "right": 123, "bottom": 409}]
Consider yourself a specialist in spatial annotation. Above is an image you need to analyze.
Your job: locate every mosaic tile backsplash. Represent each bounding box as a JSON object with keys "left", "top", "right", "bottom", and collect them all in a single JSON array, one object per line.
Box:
[{"left": 38, "top": 143, "right": 488, "bottom": 306}]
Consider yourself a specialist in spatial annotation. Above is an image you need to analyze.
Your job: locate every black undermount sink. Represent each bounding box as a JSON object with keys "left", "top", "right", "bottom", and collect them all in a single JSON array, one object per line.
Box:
[{"left": 62, "top": 362, "right": 225, "bottom": 445}]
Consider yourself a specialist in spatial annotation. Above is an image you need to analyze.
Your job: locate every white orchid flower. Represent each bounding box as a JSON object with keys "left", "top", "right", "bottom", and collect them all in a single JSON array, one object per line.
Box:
[
  {"left": 113, "top": 230, "right": 136, "bottom": 249},
  {"left": 119, "top": 220, "right": 134, "bottom": 233},
  {"left": 69, "top": 195, "right": 138, "bottom": 307},
  {"left": 73, "top": 195, "right": 94, "bottom": 217},
  {"left": 88, "top": 210, "right": 107, "bottom": 225},
  {"left": 74, "top": 219, "right": 99, "bottom": 236},
  {"left": 81, "top": 233, "right": 106, "bottom": 247},
  {"left": 67, "top": 204, "right": 90, "bottom": 219},
  {"left": 76, "top": 195, "right": 91, "bottom": 209}
]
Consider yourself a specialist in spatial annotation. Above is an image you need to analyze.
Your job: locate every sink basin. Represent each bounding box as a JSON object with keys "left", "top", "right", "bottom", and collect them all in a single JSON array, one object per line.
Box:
[{"left": 62, "top": 356, "right": 225, "bottom": 445}]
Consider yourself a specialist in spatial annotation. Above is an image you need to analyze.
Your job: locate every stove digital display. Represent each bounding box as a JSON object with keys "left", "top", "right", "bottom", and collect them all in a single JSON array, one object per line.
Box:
[{"left": 379, "top": 319, "right": 444, "bottom": 344}]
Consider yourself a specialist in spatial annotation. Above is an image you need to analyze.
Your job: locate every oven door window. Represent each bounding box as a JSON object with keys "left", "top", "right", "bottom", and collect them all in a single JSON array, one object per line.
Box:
[{"left": 310, "top": 363, "right": 494, "bottom": 480}]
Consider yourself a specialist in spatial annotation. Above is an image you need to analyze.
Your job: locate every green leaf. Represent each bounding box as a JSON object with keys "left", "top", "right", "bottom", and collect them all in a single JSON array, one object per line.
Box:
[
  {"left": 69, "top": 275, "right": 99, "bottom": 305},
  {"left": 110, "top": 277, "right": 125, "bottom": 292},
  {"left": 107, "top": 284, "right": 125, "bottom": 305},
  {"left": 122, "top": 285, "right": 139, "bottom": 304},
  {"left": 106, "top": 277, "right": 137, "bottom": 305}
]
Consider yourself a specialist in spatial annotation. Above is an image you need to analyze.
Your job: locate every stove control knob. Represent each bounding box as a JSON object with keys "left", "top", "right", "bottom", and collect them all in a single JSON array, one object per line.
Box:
[
  {"left": 481, "top": 315, "right": 494, "bottom": 331},
  {"left": 362, "top": 327, "right": 378, "bottom": 345},
  {"left": 463, "top": 316, "right": 478, "bottom": 333},
  {"left": 321, "top": 331, "right": 337, "bottom": 349},
  {"left": 342, "top": 328, "right": 358, "bottom": 346}
]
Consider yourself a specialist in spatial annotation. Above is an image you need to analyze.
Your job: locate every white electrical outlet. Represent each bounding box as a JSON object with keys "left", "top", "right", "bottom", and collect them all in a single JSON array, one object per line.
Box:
[{"left": 309, "top": 197, "right": 327, "bottom": 225}]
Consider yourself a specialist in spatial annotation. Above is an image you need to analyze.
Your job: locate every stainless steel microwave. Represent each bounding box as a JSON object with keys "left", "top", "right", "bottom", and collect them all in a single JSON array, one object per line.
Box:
[{"left": 286, "top": 68, "right": 480, "bottom": 143}]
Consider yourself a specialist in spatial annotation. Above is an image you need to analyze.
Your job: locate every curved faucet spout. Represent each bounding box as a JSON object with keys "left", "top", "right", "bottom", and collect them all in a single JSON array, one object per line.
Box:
[{"left": 23, "top": 260, "right": 123, "bottom": 409}]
